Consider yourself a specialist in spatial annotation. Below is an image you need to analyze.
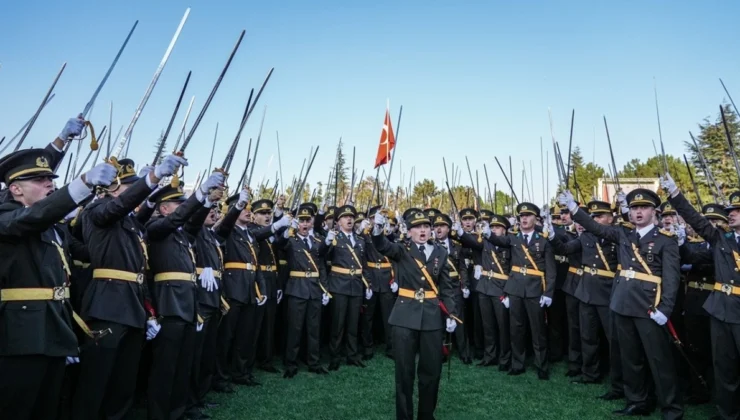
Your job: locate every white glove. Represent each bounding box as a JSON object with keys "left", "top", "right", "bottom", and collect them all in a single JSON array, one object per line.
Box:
[
  {"left": 198, "top": 172, "right": 225, "bottom": 195},
  {"left": 321, "top": 293, "right": 330, "bottom": 306},
  {"left": 452, "top": 221, "right": 464, "bottom": 237},
  {"left": 539, "top": 296, "right": 553, "bottom": 308},
  {"left": 138, "top": 165, "right": 154, "bottom": 179},
  {"left": 474, "top": 265, "right": 482, "bottom": 280},
  {"left": 543, "top": 219, "right": 554, "bottom": 239},
  {"left": 558, "top": 191, "right": 577, "bottom": 213},
  {"left": 146, "top": 319, "right": 161, "bottom": 341},
  {"left": 64, "top": 207, "right": 80, "bottom": 222},
  {"left": 59, "top": 116, "right": 85, "bottom": 140},
  {"left": 374, "top": 212, "right": 386, "bottom": 226},
  {"left": 501, "top": 296, "right": 510, "bottom": 309},
  {"left": 277, "top": 290, "right": 283, "bottom": 304},
  {"left": 84, "top": 162, "right": 117, "bottom": 186},
  {"left": 154, "top": 154, "right": 188, "bottom": 178},
  {"left": 481, "top": 221, "right": 491, "bottom": 238},
  {"left": 462, "top": 287, "right": 470, "bottom": 299},
  {"left": 198, "top": 267, "right": 218, "bottom": 292},
  {"left": 365, "top": 288, "right": 373, "bottom": 300},
  {"left": 681, "top": 264, "right": 693, "bottom": 272},
  {"left": 256, "top": 295, "right": 267, "bottom": 306},
  {"left": 617, "top": 190, "right": 627, "bottom": 208},
  {"left": 236, "top": 188, "right": 251, "bottom": 210},
  {"left": 196, "top": 322, "right": 204, "bottom": 332},
  {"left": 390, "top": 282, "right": 398, "bottom": 293},
  {"left": 650, "top": 309, "right": 668, "bottom": 326},
  {"left": 272, "top": 216, "right": 291, "bottom": 233},
  {"left": 325, "top": 230, "right": 336, "bottom": 245},
  {"left": 65, "top": 356, "right": 80, "bottom": 365},
  {"left": 360, "top": 219, "right": 370, "bottom": 232},
  {"left": 541, "top": 206, "right": 550, "bottom": 220},
  {"left": 675, "top": 224, "right": 686, "bottom": 246},
  {"left": 660, "top": 173, "right": 678, "bottom": 196},
  {"left": 446, "top": 318, "right": 457, "bottom": 333},
  {"left": 507, "top": 216, "right": 517, "bottom": 227},
  {"left": 399, "top": 223, "right": 408, "bottom": 235}
]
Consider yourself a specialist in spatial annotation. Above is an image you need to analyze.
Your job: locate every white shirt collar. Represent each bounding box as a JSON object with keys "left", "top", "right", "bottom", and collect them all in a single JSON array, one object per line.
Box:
[{"left": 637, "top": 224, "right": 654, "bottom": 239}]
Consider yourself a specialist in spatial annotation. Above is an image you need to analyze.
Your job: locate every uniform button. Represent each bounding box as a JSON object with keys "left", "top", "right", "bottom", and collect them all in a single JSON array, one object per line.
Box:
[
  {"left": 22, "top": 305, "right": 27, "bottom": 310},
  {"left": 632, "top": 258, "right": 635, "bottom": 261}
]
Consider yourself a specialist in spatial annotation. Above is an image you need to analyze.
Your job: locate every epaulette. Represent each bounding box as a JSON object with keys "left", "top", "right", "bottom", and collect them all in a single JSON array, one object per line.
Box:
[
  {"left": 687, "top": 236, "right": 705, "bottom": 243},
  {"left": 619, "top": 221, "right": 635, "bottom": 230},
  {"left": 658, "top": 228, "right": 675, "bottom": 237},
  {"left": 721, "top": 224, "right": 731, "bottom": 233},
  {"left": 451, "top": 239, "right": 461, "bottom": 246},
  {"left": 540, "top": 232, "right": 549, "bottom": 239}
]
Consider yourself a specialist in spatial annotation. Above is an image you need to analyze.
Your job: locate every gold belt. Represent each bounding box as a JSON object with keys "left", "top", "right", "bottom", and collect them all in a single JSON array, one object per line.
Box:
[
  {"left": 366, "top": 262, "right": 392, "bottom": 269},
  {"left": 554, "top": 255, "right": 567, "bottom": 263},
  {"left": 73, "top": 260, "right": 90, "bottom": 269},
  {"left": 398, "top": 288, "right": 436, "bottom": 301},
  {"left": 331, "top": 266, "right": 362, "bottom": 276},
  {"left": 289, "top": 271, "right": 320, "bottom": 278},
  {"left": 224, "top": 262, "right": 256, "bottom": 271},
  {"left": 571, "top": 266, "right": 615, "bottom": 278},
  {"left": 482, "top": 270, "right": 509, "bottom": 281},
  {"left": 259, "top": 265, "right": 277, "bottom": 272},
  {"left": 153, "top": 272, "right": 196, "bottom": 282},
  {"left": 511, "top": 265, "right": 544, "bottom": 277},
  {"left": 619, "top": 269, "right": 661, "bottom": 284},
  {"left": 93, "top": 268, "right": 144, "bottom": 283},
  {"left": 688, "top": 281, "right": 714, "bottom": 291},
  {"left": 714, "top": 282, "right": 740, "bottom": 296},
  {"left": 1, "top": 286, "right": 70, "bottom": 301},
  {"left": 279, "top": 260, "right": 288, "bottom": 265},
  {"left": 195, "top": 268, "right": 222, "bottom": 278}
]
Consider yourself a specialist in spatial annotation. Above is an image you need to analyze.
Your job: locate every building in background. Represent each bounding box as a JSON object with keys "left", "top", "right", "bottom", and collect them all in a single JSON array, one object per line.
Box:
[{"left": 595, "top": 177, "right": 659, "bottom": 202}]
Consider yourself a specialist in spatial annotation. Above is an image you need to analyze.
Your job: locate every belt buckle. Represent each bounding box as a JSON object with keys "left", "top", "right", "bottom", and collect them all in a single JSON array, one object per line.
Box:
[
  {"left": 576, "top": 268, "right": 584, "bottom": 276},
  {"left": 414, "top": 288, "right": 425, "bottom": 302},
  {"left": 266, "top": 265, "right": 273, "bottom": 272},
  {"left": 696, "top": 281, "right": 704, "bottom": 290},
  {"left": 376, "top": 263, "right": 381, "bottom": 269},
  {"left": 349, "top": 268, "right": 356, "bottom": 276},
  {"left": 589, "top": 268, "right": 598, "bottom": 276},
  {"left": 191, "top": 273, "right": 197, "bottom": 282},
  {"left": 52, "top": 286, "right": 66, "bottom": 301},
  {"left": 136, "top": 273, "right": 144, "bottom": 284},
  {"left": 721, "top": 283, "right": 733, "bottom": 296},
  {"left": 305, "top": 271, "right": 312, "bottom": 278},
  {"left": 624, "top": 270, "right": 636, "bottom": 279},
  {"left": 519, "top": 267, "right": 528, "bottom": 275}
]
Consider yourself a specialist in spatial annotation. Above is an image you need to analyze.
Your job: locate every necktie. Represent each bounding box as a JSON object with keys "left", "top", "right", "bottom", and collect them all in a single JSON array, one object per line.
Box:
[
  {"left": 441, "top": 241, "right": 448, "bottom": 249},
  {"left": 736, "top": 236, "right": 740, "bottom": 249},
  {"left": 523, "top": 234, "right": 528, "bottom": 244},
  {"left": 304, "top": 238, "right": 311, "bottom": 250},
  {"left": 419, "top": 245, "right": 426, "bottom": 261}
]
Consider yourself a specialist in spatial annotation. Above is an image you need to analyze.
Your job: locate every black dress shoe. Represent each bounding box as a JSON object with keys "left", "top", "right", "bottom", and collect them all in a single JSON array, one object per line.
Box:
[
  {"left": 385, "top": 352, "right": 394, "bottom": 360},
  {"left": 328, "top": 361, "right": 340, "bottom": 371},
  {"left": 362, "top": 353, "right": 374, "bottom": 361},
  {"left": 537, "top": 370, "right": 550, "bottom": 380},
  {"left": 565, "top": 369, "right": 581, "bottom": 377},
  {"left": 308, "top": 366, "right": 329, "bottom": 375},
  {"left": 347, "top": 359, "right": 366, "bottom": 368},
  {"left": 283, "top": 368, "right": 298, "bottom": 379},
  {"left": 462, "top": 357, "right": 473, "bottom": 365},
  {"left": 613, "top": 403, "right": 652, "bottom": 416},
  {"left": 196, "top": 401, "right": 221, "bottom": 409},
  {"left": 477, "top": 359, "right": 496, "bottom": 367},
  {"left": 212, "top": 383, "right": 235, "bottom": 394},
  {"left": 233, "top": 376, "right": 261, "bottom": 386},
  {"left": 571, "top": 377, "right": 602, "bottom": 385},
  {"left": 498, "top": 364, "right": 510, "bottom": 372},
  {"left": 685, "top": 394, "right": 711, "bottom": 405},
  {"left": 260, "top": 365, "right": 280, "bottom": 374},
  {"left": 507, "top": 369, "right": 525, "bottom": 376},
  {"left": 597, "top": 390, "right": 625, "bottom": 401}
]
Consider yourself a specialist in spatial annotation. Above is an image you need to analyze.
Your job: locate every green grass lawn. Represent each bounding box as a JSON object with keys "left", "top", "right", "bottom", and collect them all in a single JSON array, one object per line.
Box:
[{"left": 139, "top": 351, "right": 716, "bottom": 419}]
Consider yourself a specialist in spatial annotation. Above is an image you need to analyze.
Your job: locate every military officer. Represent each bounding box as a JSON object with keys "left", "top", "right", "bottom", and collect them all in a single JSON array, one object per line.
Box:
[
  {"left": 484, "top": 202, "right": 556, "bottom": 379},
  {"left": 72, "top": 155, "right": 184, "bottom": 420},
  {"left": 325, "top": 204, "right": 369, "bottom": 370},
  {"left": 278, "top": 204, "right": 331, "bottom": 377},
  {"left": 549, "top": 206, "right": 575, "bottom": 365},
  {"left": 457, "top": 207, "right": 482, "bottom": 358},
  {"left": 0, "top": 148, "right": 116, "bottom": 420},
  {"left": 145, "top": 171, "right": 224, "bottom": 420},
  {"left": 562, "top": 188, "right": 683, "bottom": 418},
  {"left": 371, "top": 209, "right": 460, "bottom": 420}
]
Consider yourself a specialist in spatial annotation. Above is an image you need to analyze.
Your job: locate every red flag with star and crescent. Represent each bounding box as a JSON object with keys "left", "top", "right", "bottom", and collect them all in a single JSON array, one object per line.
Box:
[{"left": 374, "top": 108, "right": 395, "bottom": 169}]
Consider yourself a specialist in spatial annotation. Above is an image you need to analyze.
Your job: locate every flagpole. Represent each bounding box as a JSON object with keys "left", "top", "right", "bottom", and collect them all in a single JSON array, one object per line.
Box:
[{"left": 384, "top": 104, "right": 403, "bottom": 207}]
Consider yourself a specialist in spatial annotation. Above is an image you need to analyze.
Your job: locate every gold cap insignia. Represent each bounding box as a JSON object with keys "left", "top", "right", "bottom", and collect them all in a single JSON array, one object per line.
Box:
[
  {"left": 465, "top": 210, "right": 471, "bottom": 216},
  {"left": 591, "top": 204, "right": 597, "bottom": 210},
  {"left": 435, "top": 216, "right": 443, "bottom": 223},
  {"left": 261, "top": 203, "right": 269, "bottom": 209},
  {"left": 125, "top": 164, "right": 134, "bottom": 174},
  {"left": 635, "top": 193, "right": 643, "bottom": 200},
  {"left": 414, "top": 212, "right": 424, "bottom": 219},
  {"left": 708, "top": 207, "right": 715, "bottom": 212},
  {"left": 733, "top": 196, "right": 740, "bottom": 204},
  {"left": 522, "top": 205, "right": 528, "bottom": 210},
  {"left": 492, "top": 217, "right": 498, "bottom": 222},
  {"left": 36, "top": 156, "right": 49, "bottom": 168},
  {"left": 665, "top": 204, "right": 672, "bottom": 210}
]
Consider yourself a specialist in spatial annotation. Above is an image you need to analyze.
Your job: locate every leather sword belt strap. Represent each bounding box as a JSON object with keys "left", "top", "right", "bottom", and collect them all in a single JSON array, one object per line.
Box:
[
  {"left": 1, "top": 286, "right": 70, "bottom": 301},
  {"left": 331, "top": 266, "right": 363, "bottom": 276},
  {"left": 93, "top": 268, "right": 144, "bottom": 283},
  {"left": 511, "top": 265, "right": 544, "bottom": 277},
  {"left": 619, "top": 269, "right": 661, "bottom": 284},
  {"left": 289, "top": 271, "right": 320, "bottom": 278},
  {"left": 714, "top": 282, "right": 740, "bottom": 296},
  {"left": 224, "top": 262, "right": 256, "bottom": 271},
  {"left": 482, "top": 270, "right": 509, "bottom": 281},
  {"left": 195, "top": 268, "right": 222, "bottom": 278},
  {"left": 398, "top": 287, "right": 436, "bottom": 301},
  {"left": 259, "top": 265, "right": 277, "bottom": 272},
  {"left": 449, "top": 272, "right": 459, "bottom": 278},
  {"left": 574, "top": 266, "right": 616, "bottom": 278},
  {"left": 279, "top": 260, "right": 288, "bottom": 265},
  {"left": 366, "top": 262, "right": 392, "bottom": 269},
  {"left": 153, "top": 272, "right": 197, "bottom": 282},
  {"left": 554, "top": 255, "right": 567, "bottom": 263},
  {"left": 73, "top": 260, "right": 90, "bottom": 268},
  {"left": 687, "top": 281, "right": 714, "bottom": 291}
]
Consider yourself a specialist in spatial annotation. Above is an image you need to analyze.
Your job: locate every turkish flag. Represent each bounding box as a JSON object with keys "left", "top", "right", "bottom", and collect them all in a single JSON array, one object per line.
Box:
[{"left": 374, "top": 108, "right": 395, "bottom": 168}]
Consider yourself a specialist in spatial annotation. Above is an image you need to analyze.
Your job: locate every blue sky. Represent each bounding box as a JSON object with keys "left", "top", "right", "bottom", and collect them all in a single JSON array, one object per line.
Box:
[{"left": 1, "top": 0, "right": 739, "bottom": 204}]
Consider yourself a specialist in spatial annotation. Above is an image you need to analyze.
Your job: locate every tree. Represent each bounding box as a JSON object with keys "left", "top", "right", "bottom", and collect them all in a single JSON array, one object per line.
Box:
[
  {"left": 566, "top": 146, "right": 606, "bottom": 203},
  {"left": 412, "top": 179, "right": 439, "bottom": 208},
  {"left": 325, "top": 139, "right": 349, "bottom": 206},
  {"left": 617, "top": 155, "right": 708, "bottom": 205}
]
